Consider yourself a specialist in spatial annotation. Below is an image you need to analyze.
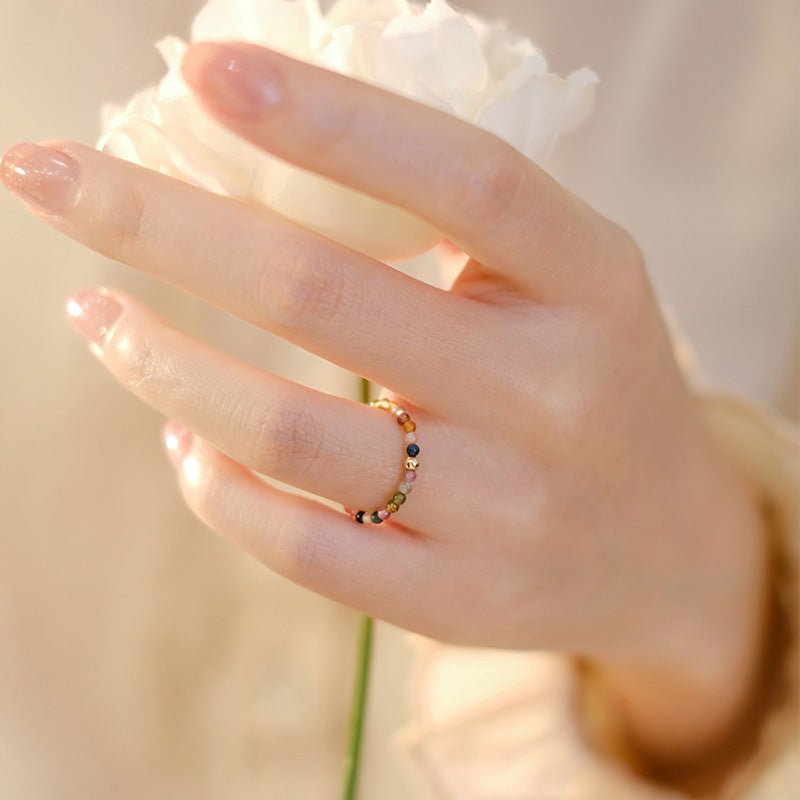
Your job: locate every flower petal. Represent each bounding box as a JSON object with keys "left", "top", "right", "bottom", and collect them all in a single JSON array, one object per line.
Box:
[
  {"left": 191, "top": 0, "right": 325, "bottom": 55},
  {"left": 249, "top": 159, "right": 442, "bottom": 262},
  {"left": 376, "top": 0, "right": 488, "bottom": 100},
  {"left": 99, "top": 0, "right": 598, "bottom": 263},
  {"left": 316, "top": 23, "right": 384, "bottom": 81},
  {"left": 475, "top": 69, "right": 598, "bottom": 163},
  {"left": 325, "top": 0, "right": 412, "bottom": 28}
]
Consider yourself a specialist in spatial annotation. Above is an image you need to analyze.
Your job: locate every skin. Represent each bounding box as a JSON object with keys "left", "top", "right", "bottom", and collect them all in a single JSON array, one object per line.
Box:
[{"left": 1, "top": 42, "right": 770, "bottom": 781}]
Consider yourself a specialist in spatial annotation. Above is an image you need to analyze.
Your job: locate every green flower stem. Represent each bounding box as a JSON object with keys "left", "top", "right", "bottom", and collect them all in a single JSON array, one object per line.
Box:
[
  {"left": 340, "top": 376, "right": 375, "bottom": 800},
  {"left": 341, "top": 614, "right": 374, "bottom": 800}
]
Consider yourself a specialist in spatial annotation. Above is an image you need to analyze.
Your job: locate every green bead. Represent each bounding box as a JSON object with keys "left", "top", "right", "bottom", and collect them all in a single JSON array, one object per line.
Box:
[
  {"left": 393, "top": 492, "right": 406, "bottom": 506},
  {"left": 371, "top": 511, "right": 383, "bottom": 524}
]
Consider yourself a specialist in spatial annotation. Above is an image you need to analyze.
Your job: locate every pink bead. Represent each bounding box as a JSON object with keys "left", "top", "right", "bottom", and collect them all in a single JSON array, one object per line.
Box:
[
  {"left": 405, "top": 470, "right": 417, "bottom": 482},
  {"left": 378, "top": 509, "right": 390, "bottom": 520}
]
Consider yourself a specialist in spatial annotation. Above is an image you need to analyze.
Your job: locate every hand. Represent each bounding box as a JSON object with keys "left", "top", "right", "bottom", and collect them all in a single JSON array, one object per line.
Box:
[{"left": 2, "top": 43, "right": 768, "bottom": 771}]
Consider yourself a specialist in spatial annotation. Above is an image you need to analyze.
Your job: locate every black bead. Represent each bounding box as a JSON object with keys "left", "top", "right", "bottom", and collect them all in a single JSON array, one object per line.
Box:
[
  {"left": 406, "top": 443, "right": 420, "bottom": 457},
  {"left": 355, "top": 511, "right": 365, "bottom": 524}
]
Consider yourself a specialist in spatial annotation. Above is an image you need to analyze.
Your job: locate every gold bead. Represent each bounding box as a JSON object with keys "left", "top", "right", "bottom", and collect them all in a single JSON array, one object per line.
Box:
[
  {"left": 405, "top": 457, "right": 420, "bottom": 470},
  {"left": 386, "top": 502, "right": 399, "bottom": 513},
  {"left": 403, "top": 420, "right": 417, "bottom": 433}
]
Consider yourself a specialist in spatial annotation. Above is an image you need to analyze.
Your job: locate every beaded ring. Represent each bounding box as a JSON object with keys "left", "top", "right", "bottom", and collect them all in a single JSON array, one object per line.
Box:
[{"left": 344, "top": 398, "right": 420, "bottom": 525}]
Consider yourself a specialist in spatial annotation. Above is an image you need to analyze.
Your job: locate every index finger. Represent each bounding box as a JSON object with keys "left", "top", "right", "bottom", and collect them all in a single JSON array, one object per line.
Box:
[{"left": 182, "top": 42, "right": 629, "bottom": 302}]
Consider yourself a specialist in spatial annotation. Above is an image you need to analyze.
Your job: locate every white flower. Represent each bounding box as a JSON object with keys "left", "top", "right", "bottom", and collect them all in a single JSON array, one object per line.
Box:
[{"left": 100, "top": 0, "right": 597, "bottom": 262}]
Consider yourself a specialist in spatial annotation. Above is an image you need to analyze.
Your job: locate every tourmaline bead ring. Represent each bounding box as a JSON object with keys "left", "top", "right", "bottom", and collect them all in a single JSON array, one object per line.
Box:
[{"left": 344, "top": 398, "right": 420, "bottom": 526}]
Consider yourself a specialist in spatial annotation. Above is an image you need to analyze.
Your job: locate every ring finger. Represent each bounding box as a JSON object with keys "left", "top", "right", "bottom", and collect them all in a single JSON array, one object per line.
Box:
[{"left": 67, "top": 287, "right": 464, "bottom": 530}]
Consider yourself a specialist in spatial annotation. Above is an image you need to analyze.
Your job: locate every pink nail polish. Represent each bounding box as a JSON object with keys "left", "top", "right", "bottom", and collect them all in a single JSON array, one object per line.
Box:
[
  {"left": 182, "top": 43, "right": 283, "bottom": 117},
  {"left": 1, "top": 142, "right": 79, "bottom": 216},
  {"left": 66, "top": 288, "right": 123, "bottom": 347},
  {"left": 163, "top": 422, "right": 194, "bottom": 468}
]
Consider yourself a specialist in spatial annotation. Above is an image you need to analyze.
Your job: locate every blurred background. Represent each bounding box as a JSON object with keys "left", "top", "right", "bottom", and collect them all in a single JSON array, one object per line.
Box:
[
  {"left": 0, "top": 2, "right": 418, "bottom": 797},
  {"left": 0, "top": 1, "right": 796, "bottom": 798}
]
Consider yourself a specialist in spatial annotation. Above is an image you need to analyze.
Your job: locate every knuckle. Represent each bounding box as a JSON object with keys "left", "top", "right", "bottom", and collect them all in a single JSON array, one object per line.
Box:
[
  {"left": 271, "top": 517, "right": 329, "bottom": 583},
  {"left": 450, "top": 135, "right": 527, "bottom": 229},
  {"left": 244, "top": 393, "right": 324, "bottom": 475},
  {"left": 612, "top": 225, "right": 647, "bottom": 285},
  {"left": 597, "top": 224, "right": 651, "bottom": 307},
  {"left": 302, "top": 98, "right": 359, "bottom": 161},
  {"left": 613, "top": 225, "right": 645, "bottom": 274},
  {"left": 262, "top": 238, "right": 347, "bottom": 332},
  {"left": 106, "top": 184, "right": 148, "bottom": 257},
  {"left": 527, "top": 357, "right": 605, "bottom": 459},
  {"left": 110, "top": 331, "right": 167, "bottom": 394}
]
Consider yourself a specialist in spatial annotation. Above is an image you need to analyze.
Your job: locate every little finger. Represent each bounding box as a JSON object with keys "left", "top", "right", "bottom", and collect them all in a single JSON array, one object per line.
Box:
[{"left": 164, "top": 427, "right": 451, "bottom": 634}]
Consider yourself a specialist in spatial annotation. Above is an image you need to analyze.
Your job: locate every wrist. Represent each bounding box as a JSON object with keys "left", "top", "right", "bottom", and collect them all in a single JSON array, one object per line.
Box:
[{"left": 593, "top": 440, "right": 772, "bottom": 781}]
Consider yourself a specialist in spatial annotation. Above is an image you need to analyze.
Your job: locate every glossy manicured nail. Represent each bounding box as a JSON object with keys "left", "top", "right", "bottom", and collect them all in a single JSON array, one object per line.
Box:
[
  {"left": 66, "top": 288, "right": 123, "bottom": 348},
  {"left": 182, "top": 42, "right": 283, "bottom": 117},
  {"left": 1, "top": 142, "right": 79, "bottom": 216},
  {"left": 163, "top": 422, "right": 194, "bottom": 468}
]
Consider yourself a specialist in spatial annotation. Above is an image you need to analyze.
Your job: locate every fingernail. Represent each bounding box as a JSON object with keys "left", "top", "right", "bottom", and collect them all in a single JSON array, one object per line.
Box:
[
  {"left": 1, "top": 142, "right": 79, "bottom": 216},
  {"left": 66, "top": 288, "right": 123, "bottom": 348},
  {"left": 182, "top": 42, "right": 283, "bottom": 117},
  {"left": 163, "top": 421, "right": 194, "bottom": 468}
]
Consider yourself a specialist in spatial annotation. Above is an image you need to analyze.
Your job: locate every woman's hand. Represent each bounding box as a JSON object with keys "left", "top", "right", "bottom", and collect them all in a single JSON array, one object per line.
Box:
[{"left": 2, "top": 43, "right": 769, "bottom": 772}]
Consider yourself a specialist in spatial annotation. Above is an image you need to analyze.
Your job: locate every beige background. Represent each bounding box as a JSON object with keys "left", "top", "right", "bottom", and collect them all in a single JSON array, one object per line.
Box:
[{"left": 0, "top": 1, "right": 796, "bottom": 797}]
